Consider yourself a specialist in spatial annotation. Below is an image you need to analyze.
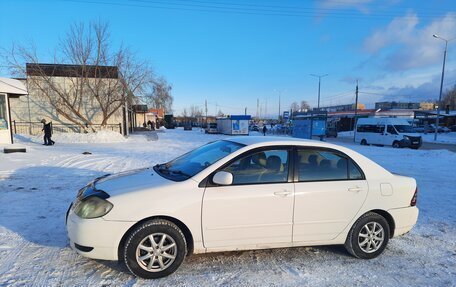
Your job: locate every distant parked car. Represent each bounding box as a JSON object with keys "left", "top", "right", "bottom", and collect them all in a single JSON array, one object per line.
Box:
[
  {"left": 67, "top": 137, "right": 419, "bottom": 279},
  {"left": 427, "top": 124, "right": 450, "bottom": 133},
  {"left": 205, "top": 123, "right": 218, "bottom": 134},
  {"left": 250, "top": 125, "right": 259, "bottom": 131},
  {"left": 326, "top": 127, "right": 338, "bottom": 138}
]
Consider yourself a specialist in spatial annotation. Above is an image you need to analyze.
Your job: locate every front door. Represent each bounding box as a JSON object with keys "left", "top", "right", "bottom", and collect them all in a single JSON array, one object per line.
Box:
[
  {"left": 202, "top": 148, "right": 294, "bottom": 248},
  {"left": 293, "top": 148, "right": 368, "bottom": 242}
]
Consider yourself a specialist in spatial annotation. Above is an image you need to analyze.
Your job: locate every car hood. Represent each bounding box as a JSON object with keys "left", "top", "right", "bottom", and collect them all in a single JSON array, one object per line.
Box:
[{"left": 94, "top": 167, "right": 170, "bottom": 197}]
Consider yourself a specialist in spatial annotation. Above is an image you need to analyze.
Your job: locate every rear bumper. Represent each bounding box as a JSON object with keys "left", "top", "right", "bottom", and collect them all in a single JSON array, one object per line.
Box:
[
  {"left": 388, "top": 206, "right": 419, "bottom": 237},
  {"left": 66, "top": 208, "right": 135, "bottom": 261}
]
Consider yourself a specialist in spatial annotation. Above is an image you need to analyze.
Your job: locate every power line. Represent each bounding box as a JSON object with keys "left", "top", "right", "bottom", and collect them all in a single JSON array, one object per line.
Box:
[{"left": 59, "top": 0, "right": 456, "bottom": 20}]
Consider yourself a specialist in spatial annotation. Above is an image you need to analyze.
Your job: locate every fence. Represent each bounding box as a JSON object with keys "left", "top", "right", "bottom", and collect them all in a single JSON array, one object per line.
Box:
[{"left": 12, "top": 121, "right": 122, "bottom": 135}]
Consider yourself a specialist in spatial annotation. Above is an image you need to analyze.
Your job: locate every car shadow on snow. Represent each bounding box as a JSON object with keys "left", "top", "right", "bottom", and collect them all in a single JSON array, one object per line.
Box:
[
  {"left": 92, "top": 245, "right": 352, "bottom": 280},
  {"left": 0, "top": 165, "right": 104, "bottom": 248}
]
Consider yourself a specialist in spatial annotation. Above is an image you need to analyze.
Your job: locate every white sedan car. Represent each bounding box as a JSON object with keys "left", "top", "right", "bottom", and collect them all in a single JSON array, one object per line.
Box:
[{"left": 66, "top": 137, "right": 419, "bottom": 279}]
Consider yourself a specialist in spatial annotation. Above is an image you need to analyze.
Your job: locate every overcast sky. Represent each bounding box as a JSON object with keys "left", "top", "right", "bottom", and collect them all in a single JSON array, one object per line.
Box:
[{"left": 1, "top": 0, "right": 455, "bottom": 117}]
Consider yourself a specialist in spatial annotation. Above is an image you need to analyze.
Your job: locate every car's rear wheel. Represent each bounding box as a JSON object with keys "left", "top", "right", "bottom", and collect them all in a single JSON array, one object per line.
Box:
[
  {"left": 345, "top": 212, "right": 390, "bottom": 259},
  {"left": 123, "top": 219, "right": 187, "bottom": 279},
  {"left": 360, "top": 139, "right": 368, "bottom": 145}
]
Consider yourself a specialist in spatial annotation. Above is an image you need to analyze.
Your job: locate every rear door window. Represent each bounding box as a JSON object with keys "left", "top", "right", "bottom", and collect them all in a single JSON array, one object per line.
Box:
[{"left": 296, "top": 148, "right": 364, "bottom": 182}]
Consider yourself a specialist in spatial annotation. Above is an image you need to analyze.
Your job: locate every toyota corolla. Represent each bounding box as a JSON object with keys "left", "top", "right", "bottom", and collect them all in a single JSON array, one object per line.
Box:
[{"left": 66, "top": 137, "right": 419, "bottom": 279}]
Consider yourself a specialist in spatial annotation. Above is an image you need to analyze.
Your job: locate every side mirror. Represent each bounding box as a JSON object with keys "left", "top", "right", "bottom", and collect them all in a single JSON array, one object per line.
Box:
[{"left": 212, "top": 171, "right": 233, "bottom": 186}]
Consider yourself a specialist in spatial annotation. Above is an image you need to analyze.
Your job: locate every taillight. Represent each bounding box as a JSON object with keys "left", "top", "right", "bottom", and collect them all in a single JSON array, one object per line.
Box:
[{"left": 410, "top": 187, "right": 418, "bottom": 206}]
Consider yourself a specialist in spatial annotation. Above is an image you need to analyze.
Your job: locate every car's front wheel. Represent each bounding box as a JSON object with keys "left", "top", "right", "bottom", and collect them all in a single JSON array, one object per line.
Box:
[
  {"left": 123, "top": 219, "right": 187, "bottom": 279},
  {"left": 344, "top": 212, "right": 390, "bottom": 259}
]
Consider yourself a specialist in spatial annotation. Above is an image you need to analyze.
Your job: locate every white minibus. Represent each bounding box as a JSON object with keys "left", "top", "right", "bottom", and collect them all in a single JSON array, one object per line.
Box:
[{"left": 355, "top": 118, "right": 422, "bottom": 149}]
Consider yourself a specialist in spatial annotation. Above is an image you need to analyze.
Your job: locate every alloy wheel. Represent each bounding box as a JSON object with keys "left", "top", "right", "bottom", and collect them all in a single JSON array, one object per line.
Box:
[
  {"left": 358, "top": 222, "right": 385, "bottom": 253},
  {"left": 136, "top": 233, "right": 177, "bottom": 272}
]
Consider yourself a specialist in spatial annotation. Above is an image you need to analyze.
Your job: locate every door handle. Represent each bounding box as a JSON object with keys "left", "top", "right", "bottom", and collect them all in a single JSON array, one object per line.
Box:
[
  {"left": 348, "top": 186, "right": 363, "bottom": 192},
  {"left": 274, "top": 190, "right": 292, "bottom": 197}
]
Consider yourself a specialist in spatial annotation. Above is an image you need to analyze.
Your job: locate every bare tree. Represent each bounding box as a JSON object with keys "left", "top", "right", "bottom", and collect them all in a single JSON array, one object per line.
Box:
[
  {"left": 442, "top": 85, "right": 456, "bottom": 110},
  {"left": 181, "top": 108, "right": 188, "bottom": 118},
  {"left": 189, "top": 105, "right": 203, "bottom": 118},
  {"left": 300, "top": 100, "right": 310, "bottom": 111},
  {"left": 2, "top": 21, "right": 156, "bottom": 132},
  {"left": 290, "top": 102, "right": 299, "bottom": 112},
  {"left": 145, "top": 76, "right": 173, "bottom": 114}
]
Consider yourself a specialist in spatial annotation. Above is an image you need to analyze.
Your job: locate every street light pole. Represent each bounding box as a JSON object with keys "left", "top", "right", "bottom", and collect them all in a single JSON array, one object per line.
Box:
[
  {"left": 433, "top": 34, "right": 455, "bottom": 141},
  {"left": 274, "top": 89, "right": 285, "bottom": 122},
  {"left": 310, "top": 74, "right": 328, "bottom": 110}
]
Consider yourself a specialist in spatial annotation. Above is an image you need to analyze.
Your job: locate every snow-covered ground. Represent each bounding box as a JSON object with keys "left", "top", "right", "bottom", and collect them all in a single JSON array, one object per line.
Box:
[
  {"left": 1, "top": 129, "right": 455, "bottom": 286},
  {"left": 338, "top": 130, "right": 456, "bottom": 144}
]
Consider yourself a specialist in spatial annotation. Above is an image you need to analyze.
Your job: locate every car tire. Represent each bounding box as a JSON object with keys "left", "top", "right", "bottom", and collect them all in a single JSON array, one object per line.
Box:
[
  {"left": 360, "top": 139, "right": 368, "bottom": 145},
  {"left": 344, "top": 212, "right": 390, "bottom": 259},
  {"left": 392, "top": 141, "right": 401, "bottom": 148},
  {"left": 123, "top": 219, "right": 187, "bottom": 279}
]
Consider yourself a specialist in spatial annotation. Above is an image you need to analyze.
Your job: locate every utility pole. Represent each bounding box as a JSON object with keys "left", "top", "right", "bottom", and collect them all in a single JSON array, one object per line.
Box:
[
  {"left": 278, "top": 94, "right": 281, "bottom": 122},
  {"left": 124, "top": 99, "right": 130, "bottom": 136},
  {"left": 245, "top": 107, "right": 247, "bottom": 115},
  {"left": 432, "top": 34, "right": 455, "bottom": 141},
  {"left": 310, "top": 74, "right": 328, "bottom": 110},
  {"left": 353, "top": 80, "right": 359, "bottom": 142},
  {"left": 265, "top": 98, "right": 268, "bottom": 119},
  {"left": 205, "top": 99, "right": 208, "bottom": 127},
  {"left": 256, "top": 98, "right": 259, "bottom": 119}
]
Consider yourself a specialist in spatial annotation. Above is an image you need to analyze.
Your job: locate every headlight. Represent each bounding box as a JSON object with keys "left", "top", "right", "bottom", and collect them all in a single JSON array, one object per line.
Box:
[
  {"left": 73, "top": 196, "right": 113, "bottom": 219},
  {"left": 403, "top": 135, "right": 410, "bottom": 140}
]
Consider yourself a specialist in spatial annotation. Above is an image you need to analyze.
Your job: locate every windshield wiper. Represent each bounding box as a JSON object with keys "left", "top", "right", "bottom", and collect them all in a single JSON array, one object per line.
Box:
[
  {"left": 155, "top": 163, "right": 170, "bottom": 174},
  {"left": 169, "top": 169, "right": 192, "bottom": 178}
]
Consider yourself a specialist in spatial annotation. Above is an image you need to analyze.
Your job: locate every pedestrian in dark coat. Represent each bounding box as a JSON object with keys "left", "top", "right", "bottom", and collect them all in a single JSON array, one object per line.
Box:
[
  {"left": 262, "top": 125, "right": 267, "bottom": 136},
  {"left": 41, "top": 119, "right": 55, "bottom": 146}
]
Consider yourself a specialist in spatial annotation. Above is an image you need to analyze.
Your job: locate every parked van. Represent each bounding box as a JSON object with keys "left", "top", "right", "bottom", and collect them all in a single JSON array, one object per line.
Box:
[{"left": 355, "top": 118, "right": 422, "bottom": 149}]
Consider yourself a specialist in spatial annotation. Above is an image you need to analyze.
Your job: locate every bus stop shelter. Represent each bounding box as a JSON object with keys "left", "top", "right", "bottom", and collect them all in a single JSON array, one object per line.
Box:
[
  {"left": 0, "top": 77, "right": 28, "bottom": 145},
  {"left": 292, "top": 111, "right": 328, "bottom": 139}
]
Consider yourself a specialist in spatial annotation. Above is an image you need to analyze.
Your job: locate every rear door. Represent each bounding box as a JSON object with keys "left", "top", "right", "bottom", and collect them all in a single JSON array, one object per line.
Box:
[{"left": 293, "top": 148, "right": 368, "bottom": 242}]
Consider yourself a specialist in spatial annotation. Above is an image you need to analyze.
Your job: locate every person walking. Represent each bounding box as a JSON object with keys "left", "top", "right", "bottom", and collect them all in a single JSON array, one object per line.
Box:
[
  {"left": 41, "top": 119, "right": 55, "bottom": 146},
  {"left": 262, "top": 125, "right": 267, "bottom": 136}
]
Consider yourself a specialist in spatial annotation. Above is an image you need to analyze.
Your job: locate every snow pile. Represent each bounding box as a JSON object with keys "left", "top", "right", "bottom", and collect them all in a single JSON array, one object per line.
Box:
[
  {"left": 338, "top": 131, "right": 354, "bottom": 137},
  {"left": 16, "top": 130, "right": 127, "bottom": 144},
  {"left": 159, "top": 126, "right": 167, "bottom": 131},
  {"left": 420, "top": 133, "right": 456, "bottom": 144},
  {"left": 339, "top": 130, "right": 456, "bottom": 144}
]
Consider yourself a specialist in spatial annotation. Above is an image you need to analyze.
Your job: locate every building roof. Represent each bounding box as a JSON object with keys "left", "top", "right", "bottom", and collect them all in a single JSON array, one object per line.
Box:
[
  {"left": 147, "top": 108, "right": 165, "bottom": 118},
  {"left": 26, "top": 63, "right": 118, "bottom": 79},
  {"left": 0, "top": 77, "right": 28, "bottom": 96}
]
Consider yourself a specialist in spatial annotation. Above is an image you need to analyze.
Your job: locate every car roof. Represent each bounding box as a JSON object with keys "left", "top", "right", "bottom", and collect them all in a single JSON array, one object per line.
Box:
[{"left": 225, "top": 136, "right": 343, "bottom": 149}]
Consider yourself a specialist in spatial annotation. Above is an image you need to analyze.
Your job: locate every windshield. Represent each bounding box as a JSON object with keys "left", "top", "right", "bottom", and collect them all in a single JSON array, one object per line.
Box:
[
  {"left": 155, "top": 140, "right": 245, "bottom": 181},
  {"left": 394, "top": 125, "right": 415, "bottom": 133}
]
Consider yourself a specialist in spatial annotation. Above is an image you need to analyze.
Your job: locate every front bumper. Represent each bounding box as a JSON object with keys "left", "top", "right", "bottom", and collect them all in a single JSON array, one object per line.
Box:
[
  {"left": 388, "top": 206, "right": 419, "bottom": 237},
  {"left": 66, "top": 205, "right": 135, "bottom": 261},
  {"left": 399, "top": 137, "right": 422, "bottom": 148}
]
